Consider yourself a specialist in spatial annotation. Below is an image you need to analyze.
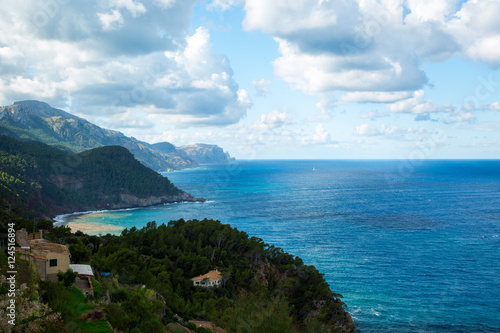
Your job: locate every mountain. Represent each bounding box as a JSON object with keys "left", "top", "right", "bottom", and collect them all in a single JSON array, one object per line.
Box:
[
  {"left": 0, "top": 135, "right": 202, "bottom": 221},
  {"left": 0, "top": 100, "right": 197, "bottom": 171},
  {"left": 175, "top": 143, "right": 234, "bottom": 164}
]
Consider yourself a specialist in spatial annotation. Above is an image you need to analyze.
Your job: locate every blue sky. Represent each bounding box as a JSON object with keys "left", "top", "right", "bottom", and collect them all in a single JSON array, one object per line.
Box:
[{"left": 0, "top": 0, "right": 499, "bottom": 159}]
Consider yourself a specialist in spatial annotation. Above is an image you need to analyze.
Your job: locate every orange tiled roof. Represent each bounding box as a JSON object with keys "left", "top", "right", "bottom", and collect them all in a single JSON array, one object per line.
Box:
[
  {"left": 191, "top": 270, "right": 222, "bottom": 282},
  {"left": 30, "top": 239, "right": 70, "bottom": 256}
]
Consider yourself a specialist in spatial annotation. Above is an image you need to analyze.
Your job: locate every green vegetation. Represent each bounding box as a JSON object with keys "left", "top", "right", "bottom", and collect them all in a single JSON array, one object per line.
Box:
[
  {"left": 0, "top": 129, "right": 354, "bottom": 332},
  {"left": 0, "top": 100, "right": 198, "bottom": 171},
  {"left": 39, "top": 282, "right": 112, "bottom": 333},
  {"left": 81, "top": 218, "right": 353, "bottom": 332},
  {"left": 0, "top": 135, "right": 187, "bottom": 224},
  {"left": 57, "top": 269, "right": 79, "bottom": 288}
]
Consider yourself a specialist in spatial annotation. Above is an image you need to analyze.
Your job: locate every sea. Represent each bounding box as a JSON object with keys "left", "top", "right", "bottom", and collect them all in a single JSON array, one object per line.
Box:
[{"left": 56, "top": 160, "right": 500, "bottom": 332}]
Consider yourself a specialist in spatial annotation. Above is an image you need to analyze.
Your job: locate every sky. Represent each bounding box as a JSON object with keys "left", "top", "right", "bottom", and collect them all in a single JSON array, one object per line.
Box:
[{"left": 0, "top": 0, "right": 499, "bottom": 159}]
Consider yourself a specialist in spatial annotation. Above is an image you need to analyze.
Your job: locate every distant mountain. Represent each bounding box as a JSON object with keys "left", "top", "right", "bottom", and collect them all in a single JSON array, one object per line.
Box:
[
  {"left": 176, "top": 143, "right": 234, "bottom": 164},
  {"left": 0, "top": 100, "right": 198, "bottom": 171},
  {"left": 0, "top": 135, "right": 202, "bottom": 221}
]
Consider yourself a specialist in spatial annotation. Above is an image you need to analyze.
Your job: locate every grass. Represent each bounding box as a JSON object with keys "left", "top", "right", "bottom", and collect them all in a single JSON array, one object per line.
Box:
[{"left": 67, "top": 286, "right": 113, "bottom": 333}]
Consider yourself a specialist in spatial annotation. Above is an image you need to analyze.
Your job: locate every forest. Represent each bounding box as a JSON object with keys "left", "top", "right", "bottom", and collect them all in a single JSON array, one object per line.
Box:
[
  {"left": 0, "top": 135, "right": 188, "bottom": 227},
  {"left": 1, "top": 218, "right": 355, "bottom": 333}
]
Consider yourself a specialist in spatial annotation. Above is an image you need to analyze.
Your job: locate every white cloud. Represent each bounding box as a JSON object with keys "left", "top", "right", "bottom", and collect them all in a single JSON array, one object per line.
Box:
[
  {"left": 251, "top": 110, "right": 291, "bottom": 131},
  {"left": 448, "top": 0, "right": 500, "bottom": 68},
  {"left": 404, "top": 0, "right": 461, "bottom": 24},
  {"left": 340, "top": 91, "right": 413, "bottom": 104},
  {"left": 98, "top": 10, "right": 124, "bottom": 31},
  {"left": 240, "top": 0, "right": 500, "bottom": 112},
  {"left": 487, "top": 102, "right": 500, "bottom": 111},
  {"left": 153, "top": 0, "right": 176, "bottom": 9},
  {"left": 443, "top": 111, "right": 476, "bottom": 124},
  {"left": 208, "top": 0, "right": 243, "bottom": 11},
  {"left": 251, "top": 79, "right": 271, "bottom": 96},
  {"left": 0, "top": 1, "right": 250, "bottom": 128},
  {"left": 354, "top": 123, "right": 421, "bottom": 138},
  {"left": 300, "top": 123, "right": 336, "bottom": 145},
  {"left": 388, "top": 90, "right": 454, "bottom": 114},
  {"left": 111, "top": 0, "right": 147, "bottom": 17}
]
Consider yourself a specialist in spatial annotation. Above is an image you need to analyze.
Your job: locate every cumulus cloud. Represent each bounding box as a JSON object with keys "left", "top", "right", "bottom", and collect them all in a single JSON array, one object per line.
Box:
[
  {"left": 447, "top": 0, "right": 500, "bottom": 68},
  {"left": 0, "top": 0, "right": 250, "bottom": 128},
  {"left": 251, "top": 79, "right": 271, "bottom": 96},
  {"left": 388, "top": 90, "right": 454, "bottom": 114},
  {"left": 251, "top": 110, "right": 291, "bottom": 131},
  {"left": 301, "top": 124, "right": 336, "bottom": 145},
  {"left": 443, "top": 111, "right": 476, "bottom": 124},
  {"left": 487, "top": 102, "right": 500, "bottom": 111},
  {"left": 241, "top": 0, "right": 500, "bottom": 112}
]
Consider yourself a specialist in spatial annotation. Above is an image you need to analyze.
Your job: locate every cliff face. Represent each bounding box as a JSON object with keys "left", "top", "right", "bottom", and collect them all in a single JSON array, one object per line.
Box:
[{"left": 176, "top": 143, "right": 234, "bottom": 164}]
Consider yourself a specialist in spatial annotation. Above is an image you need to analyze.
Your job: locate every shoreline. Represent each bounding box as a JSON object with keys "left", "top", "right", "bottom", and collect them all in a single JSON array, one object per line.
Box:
[
  {"left": 53, "top": 207, "right": 141, "bottom": 226},
  {"left": 53, "top": 199, "right": 213, "bottom": 234}
]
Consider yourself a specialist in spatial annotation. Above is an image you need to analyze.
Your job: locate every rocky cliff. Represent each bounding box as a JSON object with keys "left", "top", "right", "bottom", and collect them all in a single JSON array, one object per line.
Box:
[{"left": 176, "top": 143, "right": 234, "bottom": 164}]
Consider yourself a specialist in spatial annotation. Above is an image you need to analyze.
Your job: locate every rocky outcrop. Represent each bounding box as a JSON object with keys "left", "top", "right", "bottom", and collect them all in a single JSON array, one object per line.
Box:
[
  {"left": 254, "top": 258, "right": 356, "bottom": 333},
  {"left": 177, "top": 143, "right": 234, "bottom": 164},
  {"left": 166, "top": 323, "right": 196, "bottom": 333}
]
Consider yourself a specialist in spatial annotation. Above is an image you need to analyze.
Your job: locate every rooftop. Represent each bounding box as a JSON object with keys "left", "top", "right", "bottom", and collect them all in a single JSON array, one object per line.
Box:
[
  {"left": 70, "top": 264, "right": 94, "bottom": 277},
  {"left": 30, "top": 239, "right": 70, "bottom": 256},
  {"left": 191, "top": 270, "right": 222, "bottom": 282}
]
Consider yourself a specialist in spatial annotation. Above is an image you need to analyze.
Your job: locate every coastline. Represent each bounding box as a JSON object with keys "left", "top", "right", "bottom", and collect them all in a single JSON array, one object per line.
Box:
[{"left": 53, "top": 199, "right": 212, "bottom": 234}]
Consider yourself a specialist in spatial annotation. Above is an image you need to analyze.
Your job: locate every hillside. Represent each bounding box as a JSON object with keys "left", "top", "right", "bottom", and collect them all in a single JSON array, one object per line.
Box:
[
  {"left": 6, "top": 218, "right": 355, "bottom": 332},
  {"left": 0, "top": 135, "right": 201, "bottom": 222},
  {"left": 175, "top": 143, "right": 234, "bottom": 164},
  {"left": 0, "top": 100, "right": 198, "bottom": 171}
]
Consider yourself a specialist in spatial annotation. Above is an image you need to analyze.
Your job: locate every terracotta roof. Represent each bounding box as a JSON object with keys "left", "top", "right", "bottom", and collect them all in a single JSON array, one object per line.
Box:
[
  {"left": 191, "top": 270, "right": 222, "bottom": 282},
  {"left": 30, "top": 239, "right": 70, "bottom": 256}
]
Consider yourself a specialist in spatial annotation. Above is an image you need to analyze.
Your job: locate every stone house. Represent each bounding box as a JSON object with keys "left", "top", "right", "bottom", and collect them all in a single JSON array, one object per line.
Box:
[{"left": 28, "top": 239, "right": 71, "bottom": 281}]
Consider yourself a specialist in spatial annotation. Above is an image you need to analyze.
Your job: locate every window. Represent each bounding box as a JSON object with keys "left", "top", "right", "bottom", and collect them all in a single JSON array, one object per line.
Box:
[{"left": 49, "top": 259, "right": 57, "bottom": 267}]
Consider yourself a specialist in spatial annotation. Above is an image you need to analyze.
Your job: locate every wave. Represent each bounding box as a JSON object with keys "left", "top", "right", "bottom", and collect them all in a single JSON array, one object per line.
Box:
[{"left": 53, "top": 207, "right": 141, "bottom": 225}]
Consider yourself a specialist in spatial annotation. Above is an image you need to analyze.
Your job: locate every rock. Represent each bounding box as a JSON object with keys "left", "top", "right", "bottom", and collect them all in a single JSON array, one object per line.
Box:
[{"left": 166, "top": 323, "right": 196, "bottom": 333}]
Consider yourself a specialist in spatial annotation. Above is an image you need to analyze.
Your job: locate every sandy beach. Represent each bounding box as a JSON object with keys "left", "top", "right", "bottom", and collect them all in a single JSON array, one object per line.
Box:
[{"left": 66, "top": 222, "right": 124, "bottom": 234}]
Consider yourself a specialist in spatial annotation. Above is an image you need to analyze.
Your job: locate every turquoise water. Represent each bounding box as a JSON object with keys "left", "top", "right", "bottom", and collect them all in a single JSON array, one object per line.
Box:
[{"left": 59, "top": 160, "right": 500, "bottom": 332}]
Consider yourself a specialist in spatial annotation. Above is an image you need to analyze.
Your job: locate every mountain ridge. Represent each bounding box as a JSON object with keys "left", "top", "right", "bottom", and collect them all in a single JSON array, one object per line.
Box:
[{"left": 0, "top": 100, "right": 234, "bottom": 171}]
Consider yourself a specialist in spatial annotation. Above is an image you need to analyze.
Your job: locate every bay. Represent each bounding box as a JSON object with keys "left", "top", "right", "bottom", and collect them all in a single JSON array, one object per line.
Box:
[{"left": 58, "top": 160, "right": 500, "bottom": 332}]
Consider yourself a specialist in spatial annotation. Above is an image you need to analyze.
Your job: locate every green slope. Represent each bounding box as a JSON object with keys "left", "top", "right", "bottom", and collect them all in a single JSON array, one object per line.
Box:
[{"left": 0, "top": 135, "right": 198, "bottom": 221}]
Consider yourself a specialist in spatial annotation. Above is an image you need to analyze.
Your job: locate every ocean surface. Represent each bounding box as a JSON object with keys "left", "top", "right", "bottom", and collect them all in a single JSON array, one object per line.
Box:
[{"left": 57, "top": 160, "right": 500, "bottom": 332}]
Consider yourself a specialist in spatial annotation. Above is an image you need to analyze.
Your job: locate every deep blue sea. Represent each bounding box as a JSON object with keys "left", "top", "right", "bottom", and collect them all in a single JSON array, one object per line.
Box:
[{"left": 58, "top": 160, "right": 500, "bottom": 332}]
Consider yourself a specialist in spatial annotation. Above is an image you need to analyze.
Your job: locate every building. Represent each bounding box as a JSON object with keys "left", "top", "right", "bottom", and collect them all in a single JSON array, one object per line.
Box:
[
  {"left": 70, "top": 264, "right": 95, "bottom": 296},
  {"left": 191, "top": 270, "right": 222, "bottom": 288},
  {"left": 29, "top": 239, "right": 71, "bottom": 281}
]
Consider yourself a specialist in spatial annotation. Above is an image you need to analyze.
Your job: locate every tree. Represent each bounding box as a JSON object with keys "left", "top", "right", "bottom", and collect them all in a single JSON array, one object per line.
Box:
[
  {"left": 69, "top": 239, "right": 91, "bottom": 264},
  {"left": 36, "top": 219, "right": 53, "bottom": 231},
  {"left": 57, "top": 269, "right": 78, "bottom": 288}
]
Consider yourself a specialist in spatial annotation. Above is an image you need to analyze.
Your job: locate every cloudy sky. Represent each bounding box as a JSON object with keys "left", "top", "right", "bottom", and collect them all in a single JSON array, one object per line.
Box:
[{"left": 1, "top": 0, "right": 499, "bottom": 159}]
